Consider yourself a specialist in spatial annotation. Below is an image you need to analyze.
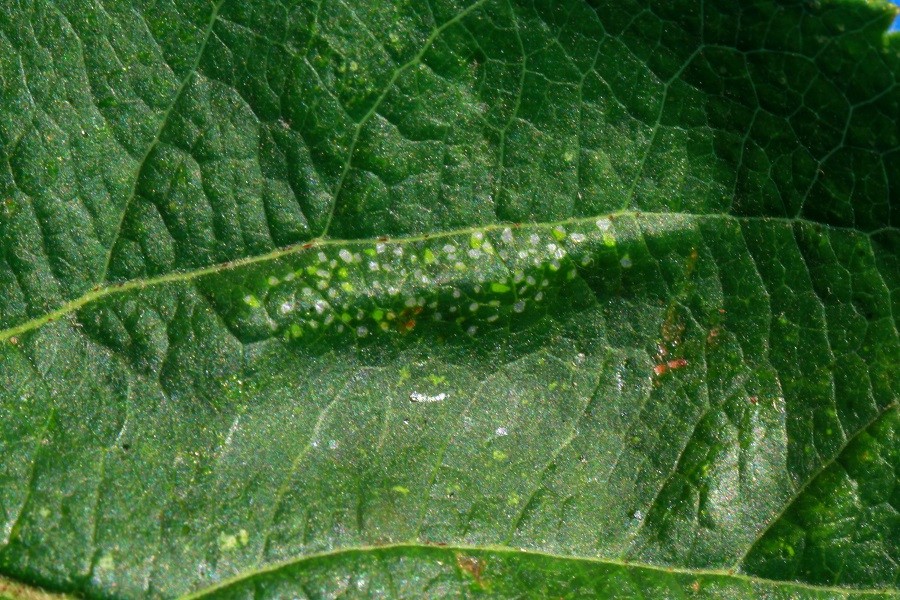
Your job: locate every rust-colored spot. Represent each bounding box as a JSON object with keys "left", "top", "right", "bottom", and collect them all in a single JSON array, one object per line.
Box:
[
  {"left": 302, "top": 242, "right": 314, "bottom": 249},
  {"left": 8, "top": 336, "right": 18, "bottom": 345},
  {"left": 706, "top": 327, "right": 720, "bottom": 345},
  {"left": 690, "top": 580, "right": 701, "bottom": 593},
  {"left": 748, "top": 396, "right": 758, "bottom": 405},
  {"left": 456, "top": 554, "right": 485, "bottom": 585},
  {"left": 377, "top": 235, "right": 390, "bottom": 242},
  {"left": 395, "top": 306, "right": 423, "bottom": 334},
  {"left": 667, "top": 358, "right": 688, "bottom": 370}
]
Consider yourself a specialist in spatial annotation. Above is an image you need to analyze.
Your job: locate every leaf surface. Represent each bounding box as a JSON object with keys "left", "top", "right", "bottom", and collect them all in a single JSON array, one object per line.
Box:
[{"left": 0, "top": 0, "right": 898, "bottom": 598}]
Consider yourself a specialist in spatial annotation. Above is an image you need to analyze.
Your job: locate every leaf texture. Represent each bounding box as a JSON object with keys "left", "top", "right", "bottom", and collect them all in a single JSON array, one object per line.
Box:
[{"left": 0, "top": 0, "right": 898, "bottom": 598}]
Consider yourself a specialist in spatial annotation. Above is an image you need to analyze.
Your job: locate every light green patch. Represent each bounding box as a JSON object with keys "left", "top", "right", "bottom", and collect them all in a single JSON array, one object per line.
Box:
[
  {"left": 97, "top": 554, "right": 115, "bottom": 571},
  {"left": 243, "top": 294, "right": 260, "bottom": 308}
]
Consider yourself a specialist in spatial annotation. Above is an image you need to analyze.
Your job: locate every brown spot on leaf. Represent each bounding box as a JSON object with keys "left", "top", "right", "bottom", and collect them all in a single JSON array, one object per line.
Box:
[{"left": 456, "top": 554, "right": 485, "bottom": 586}]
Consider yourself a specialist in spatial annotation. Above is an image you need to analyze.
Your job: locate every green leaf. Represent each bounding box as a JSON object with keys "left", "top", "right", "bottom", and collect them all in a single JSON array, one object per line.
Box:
[{"left": 0, "top": 0, "right": 897, "bottom": 598}]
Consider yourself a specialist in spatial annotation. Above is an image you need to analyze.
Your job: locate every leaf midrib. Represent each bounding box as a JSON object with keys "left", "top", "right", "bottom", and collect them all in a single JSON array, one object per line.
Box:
[
  {"left": 175, "top": 542, "right": 900, "bottom": 600},
  {"left": 1, "top": 210, "right": 892, "bottom": 343}
]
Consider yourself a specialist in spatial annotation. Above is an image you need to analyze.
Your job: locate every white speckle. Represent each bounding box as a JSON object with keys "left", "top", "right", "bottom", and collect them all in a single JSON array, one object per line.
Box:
[
  {"left": 308, "top": 320, "right": 319, "bottom": 330},
  {"left": 467, "top": 325, "right": 478, "bottom": 335},
  {"left": 434, "top": 312, "right": 443, "bottom": 321},
  {"left": 302, "top": 287, "right": 313, "bottom": 296},
  {"left": 328, "top": 440, "right": 339, "bottom": 450},
  {"left": 529, "top": 234, "right": 540, "bottom": 245},
  {"left": 317, "top": 280, "right": 328, "bottom": 290},
  {"left": 393, "top": 246, "right": 403, "bottom": 256},
  {"left": 327, "top": 288, "right": 338, "bottom": 298},
  {"left": 316, "top": 269, "right": 329, "bottom": 278},
  {"left": 369, "top": 261, "right": 380, "bottom": 271},
  {"left": 339, "top": 249, "right": 353, "bottom": 263},
  {"left": 318, "top": 252, "right": 328, "bottom": 262},
  {"left": 570, "top": 232, "right": 586, "bottom": 243},
  {"left": 502, "top": 228, "right": 513, "bottom": 243},
  {"left": 596, "top": 218, "right": 611, "bottom": 231},
  {"left": 324, "top": 314, "right": 335, "bottom": 325},
  {"left": 376, "top": 243, "right": 386, "bottom": 254},
  {"left": 472, "top": 231, "right": 484, "bottom": 241},
  {"left": 443, "top": 244, "right": 457, "bottom": 254},
  {"left": 526, "top": 275, "right": 537, "bottom": 286},
  {"left": 518, "top": 250, "right": 528, "bottom": 259},
  {"left": 575, "top": 352, "right": 586, "bottom": 364},
  {"left": 469, "top": 302, "right": 479, "bottom": 312},
  {"left": 280, "top": 302, "right": 293, "bottom": 315},
  {"left": 243, "top": 295, "right": 256, "bottom": 305},
  {"left": 452, "top": 289, "right": 461, "bottom": 298},
  {"left": 553, "top": 226, "right": 566, "bottom": 238},
  {"left": 495, "top": 426, "right": 508, "bottom": 436},
  {"left": 449, "top": 306, "right": 457, "bottom": 313},
  {"left": 513, "top": 271, "right": 524, "bottom": 283},
  {"left": 547, "top": 243, "right": 558, "bottom": 253},
  {"left": 356, "top": 326, "right": 368, "bottom": 337},
  {"left": 330, "top": 259, "right": 338, "bottom": 268},
  {"left": 620, "top": 257, "right": 633, "bottom": 268},
  {"left": 314, "top": 300, "right": 328, "bottom": 314},
  {"left": 268, "top": 276, "right": 279, "bottom": 286},
  {"left": 535, "top": 292, "right": 544, "bottom": 301},
  {"left": 513, "top": 300, "right": 526, "bottom": 313},
  {"left": 410, "top": 392, "right": 448, "bottom": 403},
  {"left": 284, "top": 272, "right": 296, "bottom": 281},
  {"left": 468, "top": 248, "right": 481, "bottom": 259},
  {"left": 633, "top": 510, "right": 644, "bottom": 521},
  {"left": 405, "top": 297, "right": 417, "bottom": 308},
  {"left": 487, "top": 314, "right": 499, "bottom": 322}
]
